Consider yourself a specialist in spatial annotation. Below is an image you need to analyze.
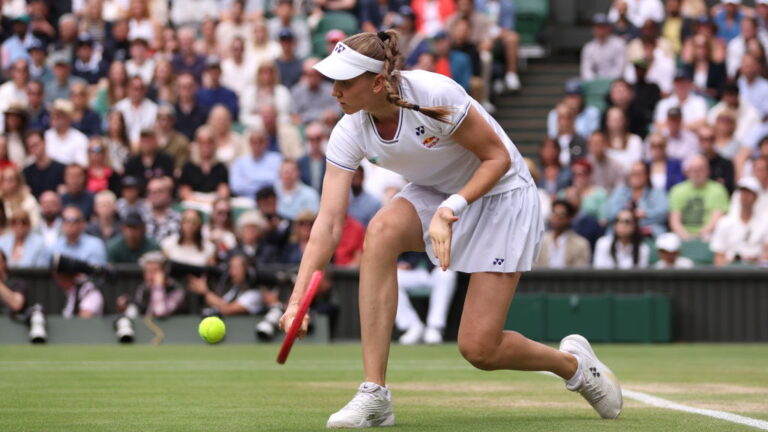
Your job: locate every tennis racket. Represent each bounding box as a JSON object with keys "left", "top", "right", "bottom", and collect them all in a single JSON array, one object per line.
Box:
[{"left": 276, "top": 270, "right": 323, "bottom": 364}]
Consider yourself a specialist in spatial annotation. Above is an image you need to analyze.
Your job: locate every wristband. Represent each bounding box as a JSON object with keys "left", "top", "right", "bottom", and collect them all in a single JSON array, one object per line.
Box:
[{"left": 439, "top": 194, "right": 468, "bottom": 216}]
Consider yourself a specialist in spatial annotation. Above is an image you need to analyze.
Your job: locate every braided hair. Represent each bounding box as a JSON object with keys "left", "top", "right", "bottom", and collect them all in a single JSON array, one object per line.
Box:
[{"left": 343, "top": 30, "right": 454, "bottom": 124}]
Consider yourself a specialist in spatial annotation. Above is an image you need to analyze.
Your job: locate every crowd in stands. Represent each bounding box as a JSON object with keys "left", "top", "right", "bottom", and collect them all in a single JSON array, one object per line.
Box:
[{"left": 535, "top": 0, "right": 768, "bottom": 270}]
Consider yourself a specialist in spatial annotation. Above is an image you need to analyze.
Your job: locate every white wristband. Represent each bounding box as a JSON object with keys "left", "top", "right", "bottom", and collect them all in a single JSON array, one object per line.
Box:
[{"left": 439, "top": 194, "right": 468, "bottom": 216}]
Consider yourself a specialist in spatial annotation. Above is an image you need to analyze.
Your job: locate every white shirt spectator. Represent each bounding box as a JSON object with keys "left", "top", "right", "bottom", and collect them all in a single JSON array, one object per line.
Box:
[
  {"left": 160, "top": 234, "right": 216, "bottom": 266},
  {"left": 726, "top": 34, "right": 768, "bottom": 79},
  {"left": 581, "top": 35, "right": 627, "bottom": 81},
  {"left": 608, "top": 0, "right": 665, "bottom": 28},
  {"left": 654, "top": 256, "right": 695, "bottom": 269},
  {"left": 114, "top": 97, "right": 159, "bottom": 143},
  {"left": 707, "top": 99, "right": 761, "bottom": 145},
  {"left": 267, "top": 18, "right": 312, "bottom": 59},
  {"left": 125, "top": 58, "right": 156, "bottom": 86},
  {"left": 62, "top": 280, "right": 104, "bottom": 319},
  {"left": 169, "top": 0, "right": 218, "bottom": 26},
  {"left": 661, "top": 129, "right": 700, "bottom": 162},
  {"left": 606, "top": 134, "right": 644, "bottom": 171},
  {"left": 738, "top": 76, "right": 768, "bottom": 119},
  {"left": 654, "top": 93, "right": 708, "bottom": 126},
  {"left": 710, "top": 213, "right": 768, "bottom": 262},
  {"left": 222, "top": 57, "right": 257, "bottom": 100},
  {"left": 0, "top": 81, "right": 27, "bottom": 111},
  {"left": 593, "top": 235, "right": 651, "bottom": 269},
  {"left": 44, "top": 127, "right": 88, "bottom": 166},
  {"left": 623, "top": 50, "right": 675, "bottom": 94},
  {"left": 221, "top": 287, "right": 263, "bottom": 315}
]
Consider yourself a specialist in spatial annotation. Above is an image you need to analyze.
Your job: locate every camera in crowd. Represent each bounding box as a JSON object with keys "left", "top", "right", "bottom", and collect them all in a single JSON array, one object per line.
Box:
[
  {"left": 167, "top": 260, "right": 294, "bottom": 288},
  {"left": 52, "top": 254, "right": 113, "bottom": 278}
]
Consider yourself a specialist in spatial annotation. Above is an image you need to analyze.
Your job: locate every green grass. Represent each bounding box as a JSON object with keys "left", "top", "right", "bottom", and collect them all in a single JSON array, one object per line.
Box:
[{"left": 1, "top": 344, "right": 767, "bottom": 431}]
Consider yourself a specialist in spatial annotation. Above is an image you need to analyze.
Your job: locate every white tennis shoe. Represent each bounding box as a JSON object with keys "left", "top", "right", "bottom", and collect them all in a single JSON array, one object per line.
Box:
[
  {"left": 326, "top": 382, "right": 395, "bottom": 428},
  {"left": 559, "top": 334, "right": 623, "bottom": 419}
]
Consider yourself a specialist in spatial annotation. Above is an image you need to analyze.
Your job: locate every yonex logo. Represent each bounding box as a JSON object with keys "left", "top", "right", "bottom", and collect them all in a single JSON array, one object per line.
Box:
[
  {"left": 589, "top": 367, "right": 601, "bottom": 378},
  {"left": 492, "top": 258, "right": 505, "bottom": 265},
  {"left": 335, "top": 44, "right": 346, "bottom": 54},
  {"left": 415, "top": 126, "right": 425, "bottom": 136}
]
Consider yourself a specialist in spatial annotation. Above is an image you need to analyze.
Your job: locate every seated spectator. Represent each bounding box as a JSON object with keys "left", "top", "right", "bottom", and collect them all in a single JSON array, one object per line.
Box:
[
  {"left": 28, "top": 40, "right": 52, "bottom": 86},
  {"left": 256, "top": 186, "right": 292, "bottom": 250},
  {"left": 654, "top": 69, "right": 708, "bottom": 132},
  {"left": 737, "top": 53, "right": 768, "bottom": 120},
  {"left": 61, "top": 164, "right": 95, "bottom": 221},
  {"left": 608, "top": 0, "right": 664, "bottom": 29},
  {"left": 524, "top": 157, "right": 553, "bottom": 221},
  {"left": 242, "top": 61, "right": 293, "bottom": 127},
  {"left": 586, "top": 131, "right": 624, "bottom": 193},
  {"left": 669, "top": 155, "right": 730, "bottom": 241},
  {"left": 86, "top": 191, "right": 121, "bottom": 243},
  {"left": 45, "top": 53, "right": 87, "bottom": 105},
  {"left": 0, "top": 210, "right": 49, "bottom": 268},
  {"left": 208, "top": 105, "right": 247, "bottom": 167},
  {"left": 275, "top": 29, "right": 303, "bottom": 89},
  {"left": 196, "top": 18, "right": 220, "bottom": 73},
  {"left": 187, "top": 253, "right": 279, "bottom": 316},
  {"left": 154, "top": 104, "right": 190, "bottom": 172},
  {"left": 729, "top": 156, "right": 768, "bottom": 215},
  {"left": 197, "top": 57, "right": 239, "bottom": 120},
  {"left": 104, "top": 110, "right": 132, "bottom": 174},
  {"left": 150, "top": 58, "right": 178, "bottom": 105},
  {"left": 161, "top": 209, "right": 216, "bottom": 266},
  {"left": 297, "top": 122, "right": 327, "bottom": 192},
  {"left": 222, "top": 37, "right": 256, "bottom": 102},
  {"left": 604, "top": 106, "right": 643, "bottom": 171},
  {"left": 606, "top": 161, "right": 669, "bottom": 237},
  {"left": 547, "top": 79, "right": 601, "bottom": 141},
  {"left": 26, "top": 81, "right": 50, "bottom": 132},
  {"left": 247, "top": 21, "right": 281, "bottom": 68},
  {"left": 560, "top": 159, "right": 608, "bottom": 224},
  {"left": 661, "top": 0, "right": 695, "bottom": 56},
  {"left": 172, "top": 26, "right": 206, "bottom": 82},
  {"left": 107, "top": 211, "right": 160, "bottom": 264},
  {"left": 581, "top": 13, "right": 627, "bottom": 81},
  {"left": 348, "top": 166, "right": 381, "bottom": 227},
  {"left": 280, "top": 210, "right": 315, "bottom": 263},
  {"left": 290, "top": 58, "right": 338, "bottom": 126},
  {"left": 260, "top": 103, "right": 304, "bottom": 159},
  {"left": 52, "top": 205, "right": 107, "bottom": 264},
  {"left": 276, "top": 160, "right": 320, "bottom": 220},
  {"left": 431, "top": 30, "right": 472, "bottom": 92},
  {"left": 116, "top": 251, "right": 185, "bottom": 318},
  {"left": 681, "top": 34, "right": 726, "bottom": 99},
  {"left": 0, "top": 59, "right": 29, "bottom": 112},
  {"left": 205, "top": 197, "right": 238, "bottom": 263},
  {"left": 22, "top": 130, "right": 64, "bottom": 199},
  {"left": 3, "top": 104, "right": 29, "bottom": 166},
  {"left": 114, "top": 76, "right": 159, "bottom": 144},
  {"left": 2, "top": 166, "right": 41, "bottom": 229},
  {"left": 711, "top": 176, "right": 768, "bottom": 266},
  {"left": 71, "top": 34, "right": 108, "bottom": 85},
  {"left": 116, "top": 176, "right": 144, "bottom": 220},
  {"left": 537, "top": 139, "right": 572, "bottom": 198},
  {"left": 93, "top": 61, "right": 128, "bottom": 120},
  {"left": 268, "top": 0, "right": 311, "bottom": 59},
  {"left": 658, "top": 107, "right": 700, "bottom": 162},
  {"left": 535, "top": 199, "right": 592, "bottom": 268},
  {"left": 646, "top": 132, "right": 685, "bottom": 192},
  {"left": 53, "top": 269, "right": 104, "bottom": 319},
  {"left": 594, "top": 209, "right": 650, "bottom": 269},
  {"left": 231, "top": 210, "right": 279, "bottom": 265},
  {"left": 653, "top": 232, "right": 695, "bottom": 269},
  {"left": 230, "top": 128, "right": 282, "bottom": 198},
  {"left": 125, "top": 37, "right": 155, "bottom": 85},
  {"left": 70, "top": 82, "right": 103, "bottom": 137},
  {"left": 726, "top": 16, "right": 768, "bottom": 79},
  {"left": 394, "top": 252, "right": 457, "bottom": 345},
  {"left": 124, "top": 129, "right": 175, "bottom": 185},
  {"left": 708, "top": 84, "right": 759, "bottom": 153},
  {"left": 179, "top": 126, "right": 230, "bottom": 202},
  {"left": 619, "top": 62, "right": 661, "bottom": 138},
  {"left": 85, "top": 138, "right": 120, "bottom": 195},
  {"left": 44, "top": 99, "right": 88, "bottom": 167},
  {"left": 216, "top": 0, "right": 254, "bottom": 58},
  {"left": 711, "top": 109, "right": 742, "bottom": 162},
  {"left": 623, "top": 38, "right": 675, "bottom": 96},
  {"left": 174, "top": 72, "right": 209, "bottom": 141},
  {"left": 553, "top": 103, "right": 587, "bottom": 167},
  {"left": 699, "top": 125, "right": 735, "bottom": 193},
  {"left": 38, "top": 191, "right": 62, "bottom": 248},
  {"left": 143, "top": 176, "right": 181, "bottom": 241}
]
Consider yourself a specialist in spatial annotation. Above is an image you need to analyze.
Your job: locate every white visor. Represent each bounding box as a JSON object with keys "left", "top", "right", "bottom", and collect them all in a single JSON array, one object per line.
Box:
[{"left": 313, "top": 42, "right": 384, "bottom": 80}]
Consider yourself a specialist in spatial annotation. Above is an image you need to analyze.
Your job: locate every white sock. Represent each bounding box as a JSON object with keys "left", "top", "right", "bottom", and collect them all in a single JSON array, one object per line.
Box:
[{"left": 565, "top": 354, "right": 583, "bottom": 389}]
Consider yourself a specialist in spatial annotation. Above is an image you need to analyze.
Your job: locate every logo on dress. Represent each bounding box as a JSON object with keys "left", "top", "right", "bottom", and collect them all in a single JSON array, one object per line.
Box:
[
  {"left": 492, "top": 258, "right": 505, "bottom": 265},
  {"left": 422, "top": 136, "right": 440, "bottom": 148},
  {"left": 414, "top": 125, "right": 425, "bottom": 136},
  {"left": 367, "top": 155, "right": 380, "bottom": 165}
]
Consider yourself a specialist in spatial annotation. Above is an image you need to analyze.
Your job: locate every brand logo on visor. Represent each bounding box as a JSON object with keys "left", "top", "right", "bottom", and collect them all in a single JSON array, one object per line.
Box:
[{"left": 335, "top": 44, "right": 346, "bottom": 54}]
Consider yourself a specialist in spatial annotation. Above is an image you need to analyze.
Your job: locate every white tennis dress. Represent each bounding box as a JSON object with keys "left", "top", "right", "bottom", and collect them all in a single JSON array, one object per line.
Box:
[{"left": 326, "top": 70, "right": 543, "bottom": 273}]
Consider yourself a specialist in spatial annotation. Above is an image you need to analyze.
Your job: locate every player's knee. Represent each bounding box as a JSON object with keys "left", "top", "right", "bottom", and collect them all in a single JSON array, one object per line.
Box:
[
  {"left": 364, "top": 216, "right": 403, "bottom": 249},
  {"left": 458, "top": 338, "right": 498, "bottom": 371}
]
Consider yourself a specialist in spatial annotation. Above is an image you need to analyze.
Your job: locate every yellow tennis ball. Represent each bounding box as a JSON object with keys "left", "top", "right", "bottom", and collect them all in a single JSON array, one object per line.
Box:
[{"left": 198, "top": 317, "right": 226, "bottom": 344}]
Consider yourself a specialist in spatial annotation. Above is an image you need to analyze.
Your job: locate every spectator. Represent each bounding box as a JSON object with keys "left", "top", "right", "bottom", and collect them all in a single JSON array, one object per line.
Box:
[
  {"left": 535, "top": 199, "right": 592, "bottom": 268},
  {"left": 37, "top": 191, "right": 62, "bottom": 248},
  {"left": 394, "top": 6, "right": 428, "bottom": 61},
  {"left": 161, "top": 209, "right": 215, "bottom": 266},
  {"left": 624, "top": 21, "right": 676, "bottom": 95},
  {"left": 606, "top": 161, "right": 669, "bottom": 237},
  {"left": 730, "top": 156, "right": 768, "bottom": 215},
  {"left": 178, "top": 126, "right": 230, "bottom": 201},
  {"left": 103, "top": 18, "right": 131, "bottom": 63},
  {"left": 45, "top": 52, "right": 87, "bottom": 105},
  {"left": 668, "top": 154, "right": 730, "bottom": 240},
  {"left": 52, "top": 205, "right": 107, "bottom": 264},
  {"left": 44, "top": 99, "right": 89, "bottom": 167},
  {"left": 107, "top": 211, "right": 160, "bottom": 264},
  {"left": 247, "top": 20, "right": 281, "bottom": 68},
  {"left": 275, "top": 29, "right": 304, "bottom": 89},
  {"left": 86, "top": 191, "right": 121, "bottom": 243},
  {"left": 661, "top": 0, "right": 695, "bottom": 55},
  {"left": 608, "top": 0, "right": 664, "bottom": 29},
  {"left": 53, "top": 266, "right": 105, "bottom": 319},
  {"left": 195, "top": 16, "right": 219, "bottom": 58},
  {"left": 653, "top": 232, "right": 694, "bottom": 268},
  {"left": 93, "top": 61, "right": 128, "bottom": 119},
  {"left": 26, "top": 80, "right": 49, "bottom": 131},
  {"left": 708, "top": 83, "right": 760, "bottom": 147},
  {"left": 586, "top": 131, "right": 625, "bottom": 194},
  {"left": 23, "top": 130, "right": 65, "bottom": 199},
  {"left": 711, "top": 176, "right": 768, "bottom": 265},
  {"left": 61, "top": 164, "right": 95, "bottom": 221},
  {"left": 116, "top": 251, "right": 184, "bottom": 319},
  {"left": 604, "top": 106, "right": 643, "bottom": 171},
  {"left": 143, "top": 176, "right": 181, "bottom": 241},
  {"left": 710, "top": 110, "right": 742, "bottom": 164},
  {"left": 71, "top": 34, "right": 108, "bottom": 85},
  {"left": 280, "top": 209, "right": 316, "bottom": 263},
  {"left": 170, "top": 0, "right": 217, "bottom": 28},
  {"left": 560, "top": 158, "right": 608, "bottom": 224},
  {"left": 208, "top": 105, "right": 247, "bottom": 167},
  {"left": 1, "top": 17, "right": 31, "bottom": 70},
  {"left": 230, "top": 128, "right": 282, "bottom": 198},
  {"left": 85, "top": 137, "right": 120, "bottom": 194},
  {"left": 154, "top": 104, "right": 190, "bottom": 172},
  {"left": 431, "top": 30, "right": 472, "bottom": 91},
  {"left": 360, "top": 0, "right": 406, "bottom": 33},
  {"left": 394, "top": 252, "right": 457, "bottom": 345},
  {"left": 725, "top": 16, "right": 768, "bottom": 79},
  {"left": 114, "top": 76, "right": 158, "bottom": 144},
  {"left": 79, "top": 0, "right": 111, "bottom": 47},
  {"left": 256, "top": 185, "right": 292, "bottom": 250},
  {"left": 524, "top": 157, "right": 553, "bottom": 221},
  {"left": 412, "top": 0, "right": 456, "bottom": 37},
  {"left": 127, "top": 0, "right": 160, "bottom": 44},
  {"left": 222, "top": 37, "right": 256, "bottom": 101},
  {"left": 172, "top": 26, "right": 206, "bottom": 82},
  {"left": 445, "top": 16, "right": 489, "bottom": 110},
  {"left": 0, "top": 59, "right": 29, "bottom": 112},
  {"left": 149, "top": 58, "right": 177, "bottom": 105},
  {"left": 260, "top": 103, "right": 304, "bottom": 159},
  {"left": 268, "top": 0, "right": 312, "bottom": 59},
  {"left": 654, "top": 69, "right": 708, "bottom": 131},
  {"left": 70, "top": 83, "right": 102, "bottom": 137},
  {"left": 290, "top": 58, "right": 339, "bottom": 125},
  {"left": 215, "top": 0, "right": 253, "bottom": 54},
  {"left": 231, "top": 210, "right": 279, "bottom": 265},
  {"left": 553, "top": 103, "right": 587, "bottom": 168},
  {"left": 547, "top": 79, "right": 601, "bottom": 141},
  {"left": 581, "top": 13, "right": 627, "bottom": 81},
  {"left": 27, "top": 39, "right": 52, "bottom": 85},
  {"left": 297, "top": 122, "right": 327, "bottom": 192},
  {"left": 681, "top": 33, "right": 726, "bottom": 99},
  {"left": 197, "top": 57, "right": 239, "bottom": 120},
  {"left": 123, "top": 129, "right": 175, "bottom": 185},
  {"left": 0, "top": 209, "right": 49, "bottom": 268},
  {"left": 348, "top": 166, "right": 381, "bottom": 227},
  {"left": 116, "top": 176, "right": 145, "bottom": 220},
  {"left": 104, "top": 110, "right": 132, "bottom": 174},
  {"left": 205, "top": 197, "right": 238, "bottom": 263},
  {"left": 2, "top": 164, "right": 40, "bottom": 227},
  {"left": 658, "top": 107, "right": 700, "bottom": 162},
  {"left": 3, "top": 104, "right": 28, "bottom": 166},
  {"left": 537, "top": 139, "right": 571, "bottom": 198},
  {"left": 335, "top": 214, "right": 366, "bottom": 267},
  {"left": 174, "top": 72, "right": 209, "bottom": 141},
  {"left": 276, "top": 159, "right": 320, "bottom": 220},
  {"left": 713, "top": 0, "right": 745, "bottom": 43},
  {"left": 619, "top": 63, "right": 661, "bottom": 138},
  {"left": 737, "top": 53, "right": 768, "bottom": 120},
  {"left": 241, "top": 61, "right": 293, "bottom": 127},
  {"left": 594, "top": 209, "right": 650, "bottom": 269},
  {"left": 699, "top": 125, "right": 735, "bottom": 193}
]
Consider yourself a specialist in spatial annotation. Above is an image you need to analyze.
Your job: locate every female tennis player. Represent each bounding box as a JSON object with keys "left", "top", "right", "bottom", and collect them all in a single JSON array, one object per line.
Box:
[{"left": 279, "top": 30, "right": 622, "bottom": 428}]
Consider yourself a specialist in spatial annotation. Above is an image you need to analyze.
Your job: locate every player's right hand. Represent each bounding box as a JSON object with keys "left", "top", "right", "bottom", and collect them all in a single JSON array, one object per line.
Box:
[{"left": 279, "top": 302, "right": 311, "bottom": 339}]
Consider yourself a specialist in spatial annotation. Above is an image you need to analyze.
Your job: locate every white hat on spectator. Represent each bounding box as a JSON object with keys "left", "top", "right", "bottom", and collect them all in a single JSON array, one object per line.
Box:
[
  {"left": 236, "top": 210, "right": 268, "bottom": 231},
  {"left": 656, "top": 233, "right": 682, "bottom": 253},
  {"left": 737, "top": 176, "right": 762, "bottom": 195},
  {"left": 138, "top": 251, "right": 166, "bottom": 266}
]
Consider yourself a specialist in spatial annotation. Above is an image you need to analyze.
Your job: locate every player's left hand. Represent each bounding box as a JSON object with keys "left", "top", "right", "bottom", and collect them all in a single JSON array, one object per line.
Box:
[{"left": 429, "top": 207, "right": 459, "bottom": 271}]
